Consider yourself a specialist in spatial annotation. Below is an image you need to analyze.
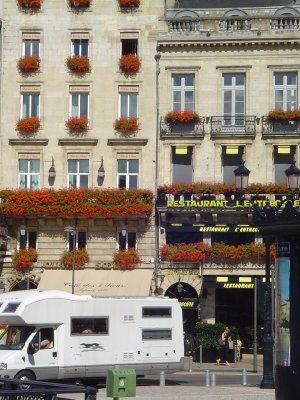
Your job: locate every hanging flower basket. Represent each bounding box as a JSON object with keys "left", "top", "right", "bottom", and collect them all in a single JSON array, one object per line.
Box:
[
  {"left": 120, "top": 54, "right": 140, "bottom": 74},
  {"left": 119, "top": 0, "right": 140, "bottom": 8},
  {"left": 18, "top": 0, "right": 42, "bottom": 11},
  {"left": 66, "top": 116, "right": 88, "bottom": 134},
  {"left": 114, "top": 116, "right": 139, "bottom": 135},
  {"left": 12, "top": 248, "right": 38, "bottom": 270},
  {"left": 60, "top": 248, "right": 89, "bottom": 269},
  {"left": 69, "top": 0, "right": 91, "bottom": 7},
  {"left": 66, "top": 56, "right": 91, "bottom": 74},
  {"left": 268, "top": 109, "right": 300, "bottom": 122},
  {"left": 16, "top": 116, "right": 40, "bottom": 134},
  {"left": 165, "top": 109, "right": 201, "bottom": 124},
  {"left": 113, "top": 248, "right": 141, "bottom": 270},
  {"left": 18, "top": 55, "right": 40, "bottom": 73}
]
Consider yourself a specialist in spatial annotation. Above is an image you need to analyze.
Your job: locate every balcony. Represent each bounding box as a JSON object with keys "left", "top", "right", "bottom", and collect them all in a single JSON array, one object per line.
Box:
[
  {"left": 270, "top": 16, "right": 300, "bottom": 31},
  {"left": 160, "top": 117, "right": 205, "bottom": 139},
  {"left": 262, "top": 116, "right": 300, "bottom": 137},
  {"left": 210, "top": 116, "right": 257, "bottom": 137}
]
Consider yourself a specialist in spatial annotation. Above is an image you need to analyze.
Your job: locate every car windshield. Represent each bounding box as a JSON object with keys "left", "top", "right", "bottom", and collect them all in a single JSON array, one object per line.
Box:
[{"left": 0, "top": 325, "right": 35, "bottom": 350}]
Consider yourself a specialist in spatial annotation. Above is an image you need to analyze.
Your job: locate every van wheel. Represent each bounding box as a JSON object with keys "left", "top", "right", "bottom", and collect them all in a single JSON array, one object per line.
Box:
[{"left": 14, "top": 371, "right": 35, "bottom": 390}]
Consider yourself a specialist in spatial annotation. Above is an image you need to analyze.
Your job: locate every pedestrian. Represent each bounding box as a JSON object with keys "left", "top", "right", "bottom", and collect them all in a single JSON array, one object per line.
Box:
[{"left": 216, "top": 326, "right": 231, "bottom": 366}]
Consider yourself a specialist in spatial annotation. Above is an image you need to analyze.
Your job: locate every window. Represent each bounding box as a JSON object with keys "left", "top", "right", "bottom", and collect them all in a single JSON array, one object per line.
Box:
[
  {"left": 222, "top": 73, "right": 245, "bottom": 126},
  {"left": 274, "top": 145, "right": 296, "bottom": 183},
  {"left": 172, "top": 146, "right": 193, "bottom": 183},
  {"left": 71, "top": 317, "right": 109, "bottom": 335},
  {"left": 142, "top": 307, "right": 172, "bottom": 318},
  {"left": 18, "top": 159, "right": 40, "bottom": 189},
  {"left": 21, "top": 92, "right": 40, "bottom": 118},
  {"left": 142, "top": 329, "right": 172, "bottom": 340},
  {"left": 71, "top": 39, "right": 89, "bottom": 57},
  {"left": 20, "top": 231, "right": 37, "bottom": 250},
  {"left": 118, "top": 230, "right": 136, "bottom": 250},
  {"left": 274, "top": 72, "right": 297, "bottom": 111},
  {"left": 119, "top": 91, "right": 138, "bottom": 118},
  {"left": 68, "top": 159, "right": 89, "bottom": 188},
  {"left": 117, "top": 159, "right": 139, "bottom": 189},
  {"left": 3, "top": 303, "right": 21, "bottom": 313},
  {"left": 121, "top": 38, "right": 138, "bottom": 56},
  {"left": 172, "top": 74, "right": 194, "bottom": 111},
  {"left": 222, "top": 146, "right": 244, "bottom": 184},
  {"left": 31, "top": 328, "right": 54, "bottom": 350},
  {"left": 68, "top": 231, "right": 87, "bottom": 250},
  {"left": 23, "top": 39, "right": 40, "bottom": 56},
  {"left": 70, "top": 92, "right": 89, "bottom": 117}
]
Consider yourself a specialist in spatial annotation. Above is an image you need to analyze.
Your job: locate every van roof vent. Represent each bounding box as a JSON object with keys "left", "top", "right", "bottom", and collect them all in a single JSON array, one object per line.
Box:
[{"left": 123, "top": 315, "right": 134, "bottom": 322}]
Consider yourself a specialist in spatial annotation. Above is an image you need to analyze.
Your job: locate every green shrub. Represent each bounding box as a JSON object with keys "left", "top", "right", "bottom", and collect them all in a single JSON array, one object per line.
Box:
[{"left": 194, "top": 322, "right": 239, "bottom": 350}]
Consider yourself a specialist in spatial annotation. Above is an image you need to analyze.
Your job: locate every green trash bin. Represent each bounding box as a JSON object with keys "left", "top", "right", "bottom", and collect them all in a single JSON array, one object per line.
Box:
[{"left": 106, "top": 368, "right": 136, "bottom": 398}]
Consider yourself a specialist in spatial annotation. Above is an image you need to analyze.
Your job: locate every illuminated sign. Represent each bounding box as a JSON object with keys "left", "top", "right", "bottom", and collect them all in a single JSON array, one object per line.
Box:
[
  {"left": 166, "top": 199, "right": 300, "bottom": 208},
  {"left": 223, "top": 283, "right": 254, "bottom": 289},
  {"left": 179, "top": 299, "right": 199, "bottom": 308},
  {"left": 197, "top": 225, "right": 260, "bottom": 233}
]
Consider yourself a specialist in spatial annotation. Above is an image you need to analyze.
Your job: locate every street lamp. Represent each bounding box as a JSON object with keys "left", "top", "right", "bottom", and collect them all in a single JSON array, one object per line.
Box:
[
  {"left": 285, "top": 159, "right": 300, "bottom": 191},
  {"left": 64, "top": 225, "right": 77, "bottom": 295},
  {"left": 234, "top": 161, "right": 250, "bottom": 191}
]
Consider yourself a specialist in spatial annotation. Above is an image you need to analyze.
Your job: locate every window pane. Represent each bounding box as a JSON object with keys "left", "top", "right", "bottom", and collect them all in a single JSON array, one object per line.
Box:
[
  {"left": 71, "top": 94, "right": 79, "bottom": 117},
  {"left": 235, "top": 102, "right": 245, "bottom": 115},
  {"left": 118, "top": 175, "right": 126, "bottom": 189},
  {"left": 28, "top": 232, "right": 37, "bottom": 249},
  {"left": 24, "top": 40, "right": 31, "bottom": 56},
  {"left": 19, "top": 159, "right": 28, "bottom": 173},
  {"left": 22, "top": 94, "right": 30, "bottom": 117},
  {"left": 287, "top": 89, "right": 297, "bottom": 110},
  {"left": 79, "top": 175, "right": 88, "bottom": 188},
  {"left": 31, "top": 94, "right": 39, "bottom": 117},
  {"left": 172, "top": 75, "right": 182, "bottom": 87},
  {"left": 19, "top": 233, "right": 27, "bottom": 249},
  {"left": 172, "top": 147, "right": 193, "bottom": 184},
  {"left": 184, "top": 91, "right": 194, "bottom": 111},
  {"left": 68, "top": 175, "right": 77, "bottom": 189},
  {"left": 235, "top": 74, "right": 245, "bottom": 86},
  {"left": 129, "top": 93, "right": 138, "bottom": 117},
  {"left": 68, "top": 160, "right": 78, "bottom": 173},
  {"left": 30, "top": 159, "right": 40, "bottom": 173},
  {"left": 275, "top": 73, "right": 284, "bottom": 86},
  {"left": 71, "top": 318, "right": 108, "bottom": 335},
  {"left": 224, "top": 91, "right": 232, "bottom": 102},
  {"left": 235, "top": 90, "right": 244, "bottom": 102},
  {"left": 78, "top": 232, "right": 86, "bottom": 249},
  {"left": 81, "top": 40, "right": 89, "bottom": 57},
  {"left": 19, "top": 174, "right": 27, "bottom": 189},
  {"left": 68, "top": 232, "right": 75, "bottom": 250},
  {"left": 184, "top": 74, "right": 194, "bottom": 86},
  {"left": 79, "top": 160, "right": 89, "bottom": 173},
  {"left": 129, "top": 175, "right": 138, "bottom": 188},
  {"left": 287, "top": 72, "right": 297, "bottom": 86},
  {"left": 118, "top": 160, "right": 127, "bottom": 173},
  {"left": 223, "top": 74, "right": 232, "bottom": 86},
  {"left": 118, "top": 231, "right": 126, "bottom": 250},
  {"left": 142, "top": 307, "right": 172, "bottom": 318},
  {"left": 120, "top": 94, "right": 128, "bottom": 117},
  {"left": 80, "top": 94, "right": 88, "bottom": 117},
  {"left": 173, "top": 91, "right": 181, "bottom": 104},
  {"left": 129, "top": 159, "right": 138, "bottom": 173},
  {"left": 73, "top": 40, "right": 80, "bottom": 56},
  {"left": 224, "top": 102, "right": 232, "bottom": 115},
  {"left": 275, "top": 90, "right": 284, "bottom": 109},
  {"left": 30, "top": 175, "right": 39, "bottom": 190},
  {"left": 128, "top": 232, "right": 136, "bottom": 248},
  {"left": 32, "top": 40, "right": 39, "bottom": 56},
  {"left": 142, "top": 329, "right": 172, "bottom": 340}
]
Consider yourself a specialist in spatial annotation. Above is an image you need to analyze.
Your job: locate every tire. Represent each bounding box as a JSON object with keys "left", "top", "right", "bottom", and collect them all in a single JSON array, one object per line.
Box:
[{"left": 14, "top": 370, "right": 35, "bottom": 390}]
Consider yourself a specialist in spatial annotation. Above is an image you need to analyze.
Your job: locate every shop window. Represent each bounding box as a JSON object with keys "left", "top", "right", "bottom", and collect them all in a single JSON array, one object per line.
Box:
[
  {"left": 68, "top": 231, "right": 87, "bottom": 250},
  {"left": 71, "top": 317, "right": 109, "bottom": 335},
  {"left": 274, "top": 72, "right": 297, "bottom": 111},
  {"left": 121, "top": 38, "right": 138, "bottom": 56},
  {"left": 274, "top": 145, "right": 296, "bottom": 183},
  {"left": 222, "top": 146, "right": 244, "bottom": 184},
  {"left": 118, "top": 230, "right": 136, "bottom": 250},
  {"left": 19, "top": 231, "right": 37, "bottom": 250},
  {"left": 166, "top": 231, "right": 203, "bottom": 245},
  {"left": 172, "top": 146, "right": 193, "bottom": 183},
  {"left": 172, "top": 74, "right": 195, "bottom": 111}
]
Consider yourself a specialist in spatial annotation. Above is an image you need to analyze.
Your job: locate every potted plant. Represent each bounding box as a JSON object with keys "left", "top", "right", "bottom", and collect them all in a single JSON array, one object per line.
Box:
[
  {"left": 69, "top": 0, "right": 91, "bottom": 8},
  {"left": 120, "top": 54, "right": 140, "bottom": 74},
  {"left": 60, "top": 248, "right": 89, "bottom": 269},
  {"left": 268, "top": 109, "right": 300, "bottom": 133},
  {"left": 66, "top": 116, "right": 89, "bottom": 134},
  {"left": 12, "top": 248, "right": 38, "bottom": 270},
  {"left": 119, "top": 0, "right": 140, "bottom": 9},
  {"left": 17, "top": 0, "right": 42, "bottom": 11},
  {"left": 113, "top": 248, "right": 141, "bottom": 270},
  {"left": 66, "top": 56, "right": 91, "bottom": 74},
  {"left": 18, "top": 55, "right": 40, "bottom": 73},
  {"left": 165, "top": 109, "right": 201, "bottom": 134},
  {"left": 16, "top": 116, "right": 40, "bottom": 134},
  {"left": 114, "top": 116, "right": 139, "bottom": 135}
]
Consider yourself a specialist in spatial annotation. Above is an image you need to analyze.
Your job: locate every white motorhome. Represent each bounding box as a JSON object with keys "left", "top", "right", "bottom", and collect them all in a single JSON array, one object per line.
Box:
[{"left": 0, "top": 290, "right": 184, "bottom": 381}]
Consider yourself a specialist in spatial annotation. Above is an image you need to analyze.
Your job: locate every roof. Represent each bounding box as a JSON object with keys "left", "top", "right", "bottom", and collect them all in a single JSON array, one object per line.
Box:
[{"left": 173, "top": 0, "right": 298, "bottom": 8}]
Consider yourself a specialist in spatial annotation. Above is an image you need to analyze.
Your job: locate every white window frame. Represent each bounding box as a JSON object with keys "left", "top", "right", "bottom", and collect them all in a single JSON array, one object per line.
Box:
[
  {"left": 120, "top": 38, "right": 139, "bottom": 56},
  {"left": 18, "top": 230, "right": 38, "bottom": 250},
  {"left": 274, "top": 72, "right": 298, "bottom": 111},
  {"left": 172, "top": 74, "right": 195, "bottom": 112},
  {"left": 117, "top": 228, "right": 137, "bottom": 250},
  {"left": 71, "top": 39, "right": 89, "bottom": 57},
  {"left": 118, "top": 92, "right": 139, "bottom": 118},
  {"left": 22, "top": 39, "right": 40, "bottom": 57},
  {"left": 67, "top": 230, "right": 87, "bottom": 250},
  {"left": 20, "top": 92, "right": 40, "bottom": 118},
  {"left": 67, "top": 159, "right": 89, "bottom": 189},
  {"left": 117, "top": 159, "right": 139, "bottom": 189},
  {"left": 18, "top": 158, "right": 40, "bottom": 189},
  {"left": 69, "top": 92, "right": 89, "bottom": 118},
  {"left": 222, "top": 74, "right": 245, "bottom": 126}
]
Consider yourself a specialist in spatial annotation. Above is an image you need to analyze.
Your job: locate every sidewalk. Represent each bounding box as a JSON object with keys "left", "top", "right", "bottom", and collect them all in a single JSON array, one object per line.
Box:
[{"left": 194, "top": 353, "right": 263, "bottom": 373}]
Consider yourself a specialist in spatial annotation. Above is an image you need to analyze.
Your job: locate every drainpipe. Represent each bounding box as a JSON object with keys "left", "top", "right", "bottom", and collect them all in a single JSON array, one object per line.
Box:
[{"left": 154, "top": 50, "right": 161, "bottom": 293}]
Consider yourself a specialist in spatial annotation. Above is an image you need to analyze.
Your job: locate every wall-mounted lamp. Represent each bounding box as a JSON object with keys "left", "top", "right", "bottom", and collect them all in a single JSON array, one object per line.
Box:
[
  {"left": 121, "top": 229, "right": 127, "bottom": 237},
  {"left": 98, "top": 157, "right": 105, "bottom": 180},
  {"left": 19, "top": 225, "right": 26, "bottom": 236},
  {"left": 48, "top": 157, "right": 56, "bottom": 179}
]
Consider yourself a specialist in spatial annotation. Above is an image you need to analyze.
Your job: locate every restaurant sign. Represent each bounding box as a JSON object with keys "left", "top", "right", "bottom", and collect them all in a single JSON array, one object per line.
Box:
[{"left": 166, "top": 199, "right": 300, "bottom": 209}]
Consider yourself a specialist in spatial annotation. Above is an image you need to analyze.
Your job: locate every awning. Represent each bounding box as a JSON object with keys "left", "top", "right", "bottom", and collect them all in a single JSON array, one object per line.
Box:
[{"left": 38, "top": 269, "right": 153, "bottom": 296}]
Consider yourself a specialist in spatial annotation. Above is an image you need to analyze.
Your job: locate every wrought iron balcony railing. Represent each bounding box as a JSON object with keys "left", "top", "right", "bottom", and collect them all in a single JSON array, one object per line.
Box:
[
  {"left": 160, "top": 117, "right": 205, "bottom": 137},
  {"left": 210, "top": 116, "right": 257, "bottom": 135},
  {"left": 262, "top": 116, "right": 300, "bottom": 136}
]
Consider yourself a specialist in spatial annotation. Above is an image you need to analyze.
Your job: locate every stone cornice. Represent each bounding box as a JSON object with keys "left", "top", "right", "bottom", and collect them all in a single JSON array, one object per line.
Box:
[
  {"left": 107, "top": 138, "right": 148, "bottom": 146},
  {"left": 9, "top": 138, "right": 49, "bottom": 146},
  {"left": 58, "top": 138, "right": 98, "bottom": 146}
]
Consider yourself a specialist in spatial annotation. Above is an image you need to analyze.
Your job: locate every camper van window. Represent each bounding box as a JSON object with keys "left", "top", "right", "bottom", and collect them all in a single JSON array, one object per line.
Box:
[
  {"left": 71, "top": 317, "right": 109, "bottom": 335},
  {"left": 0, "top": 325, "right": 35, "bottom": 350},
  {"left": 142, "top": 307, "right": 172, "bottom": 318},
  {"left": 32, "top": 328, "right": 54, "bottom": 350},
  {"left": 142, "top": 329, "right": 172, "bottom": 340},
  {"left": 3, "top": 303, "right": 21, "bottom": 313}
]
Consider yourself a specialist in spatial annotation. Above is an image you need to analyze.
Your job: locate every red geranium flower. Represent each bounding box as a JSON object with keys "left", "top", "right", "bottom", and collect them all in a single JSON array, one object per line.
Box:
[
  {"left": 69, "top": 0, "right": 91, "bottom": 7},
  {"left": 114, "top": 116, "right": 139, "bottom": 135},
  {"left": 66, "top": 56, "right": 91, "bottom": 73},
  {"left": 165, "top": 109, "right": 201, "bottom": 124},
  {"left": 119, "top": 0, "right": 140, "bottom": 8},
  {"left": 60, "top": 248, "right": 89, "bottom": 269},
  {"left": 268, "top": 109, "right": 300, "bottom": 122},
  {"left": 120, "top": 54, "right": 140, "bottom": 74},
  {"left": 16, "top": 116, "right": 40, "bottom": 134},
  {"left": 113, "top": 248, "right": 141, "bottom": 270},
  {"left": 66, "top": 116, "right": 88, "bottom": 134},
  {"left": 12, "top": 248, "right": 38, "bottom": 270},
  {"left": 18, "top": 55, "right": 40, "bottom": 73},
  {"left": 18, "top": 0, "right": 41, "bottom": 10}
]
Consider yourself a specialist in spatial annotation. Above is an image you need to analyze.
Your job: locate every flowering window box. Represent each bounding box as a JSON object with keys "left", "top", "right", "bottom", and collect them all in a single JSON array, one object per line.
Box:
[
  {"left": 165, "top": 110, "right": 201, "bottom": 134},
  {"left": 66, "top": 116, "right": 89, "bottom": 134},
  {"left": 18, "top": 55, "right": 40, "bottom": 73},
  {"left": 113, "top": 248, "right": 141, "bottom": 270},
  {"left": 16, "top": 116, "right": 40, "bottom": 134},
  {"left": 60, "top": 248, "right": 89, "bottom": 269},
  {"left": 114, "top": 116, "right": 139, "bottom": 135},
  {"left": 17, "top": 0, "right": 42, "bottom": 11},
  {"left": 69, "top": 0, "right": 91, "bottom": 8},
  {"left": 119, "top": 0, "right": 140, "bottom": 8},
  {"left": 12, "top": 248, "right": 38, "bottom": 270},
  {"left": 120, "top": 54, "right": 140, "bottom": 74},
  {"left": 66, "top": 56, "right": 91, "bottom": 74}
]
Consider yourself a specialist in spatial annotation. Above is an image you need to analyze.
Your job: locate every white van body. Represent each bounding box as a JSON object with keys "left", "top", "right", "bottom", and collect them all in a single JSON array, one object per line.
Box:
[{"left": 0, "top": 290, "right": 184, "bottom": 381}]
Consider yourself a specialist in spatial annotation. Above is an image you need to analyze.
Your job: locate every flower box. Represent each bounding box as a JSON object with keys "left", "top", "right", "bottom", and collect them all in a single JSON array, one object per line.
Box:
[
  {"left": 12, "top": 248, "right": 38, "bottom": 270},
  {"left": 0, "top": 188, "right": 154, "bottom": 218},
  {"left": 60, "top": 248, "right": 89, "bottom": 269},
  {"left": 165, "top": 109, "right": 201, "bottom": 124},
  {"left": 119, "top": 0, "right": 140, "bottom": 8},
  {"left": 66, "top": 56, "right": 91, "bottom": 73},
  {"left": 120, "top": 54, "right": 140, "bottom": 74},
  {"left": 18, "top": 0, "right": 41, "bottom": 10},
  {"left": 114, "top": 116, "right": 139, "bottom": 135},
  {"left": 113, "top": 248, "right": 141, "bottom": 270},
  {"left": 16, "top": 116, "right": 40, "bottom": 134},
  {"left": 18, "top": 55, "right": 40, "bottom": 73},
  {"left": 66, "top": 116, "right": 88, "bottom": 134},
  {"left": 268, "top": 109, "right": 300, "bottom": 122},
  {"left": 69, "top": 0, "right": 91, "bottom": 7}
]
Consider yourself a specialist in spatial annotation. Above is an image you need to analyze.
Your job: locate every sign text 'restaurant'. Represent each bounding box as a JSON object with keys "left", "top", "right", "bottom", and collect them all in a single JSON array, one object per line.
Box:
[{"left": 166, "top": 199, "right": 300, "bottom": 208}]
